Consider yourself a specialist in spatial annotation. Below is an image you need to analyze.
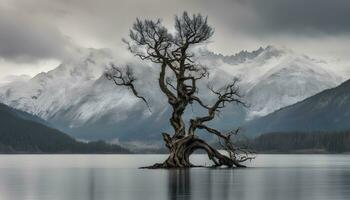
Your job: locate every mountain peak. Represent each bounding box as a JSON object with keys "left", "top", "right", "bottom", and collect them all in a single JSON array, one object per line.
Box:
[
  {"left": 256, "top": 45, "right": 289, "bottom": 60},
  {"left": 197, "top": 45, "right": 280, "bottom": 65}
]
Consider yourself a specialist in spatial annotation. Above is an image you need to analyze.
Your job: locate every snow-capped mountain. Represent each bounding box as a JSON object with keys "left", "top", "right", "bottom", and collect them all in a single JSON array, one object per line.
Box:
[
  {"left": 0, "top": 48, "right": 113, "bottom": 119},
  {"left": 0, "top": 48, "right": 170, "bottom": 141},
  {"left": 198, "top": 46, "right": 344, "bottom": 119},
  {"left": 0, "top": 46, "right": 347, "bottom": 142},
  {"left": 235, "top": 46, "right": 342, "bottom": 118}
]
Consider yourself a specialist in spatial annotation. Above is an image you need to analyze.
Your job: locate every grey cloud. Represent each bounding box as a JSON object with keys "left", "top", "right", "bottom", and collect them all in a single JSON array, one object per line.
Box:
[
  {"left": 241, "top": 0, "right": 350, "bottom": 35},
  {"left": 9, "top": 0, "right": 350, "bottom": 42},
  {"left": 0, "top": 9, "right": 68, "bottom": 63},
  {"left": 1, "top": 0, "right": 350, "bottom": 63}
]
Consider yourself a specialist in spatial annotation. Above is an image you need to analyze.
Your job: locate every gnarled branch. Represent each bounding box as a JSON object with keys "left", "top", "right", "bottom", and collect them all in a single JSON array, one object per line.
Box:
[
  {"left": 108, "top": 12, "right": 253, "bottom": 168},
  {"left": 105, "top": 64, "right": 151, "bottom": 112}
]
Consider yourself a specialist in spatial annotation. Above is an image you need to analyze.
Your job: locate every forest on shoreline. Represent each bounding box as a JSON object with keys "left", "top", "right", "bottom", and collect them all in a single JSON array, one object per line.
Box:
[{"left": 242, "top": 131, "right": 350, "bottom": 154}]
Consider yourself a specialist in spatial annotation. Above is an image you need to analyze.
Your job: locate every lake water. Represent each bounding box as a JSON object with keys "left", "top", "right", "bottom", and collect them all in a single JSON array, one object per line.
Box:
[{"left": 0, "top": 154, "right": 350, "bottom": 200}]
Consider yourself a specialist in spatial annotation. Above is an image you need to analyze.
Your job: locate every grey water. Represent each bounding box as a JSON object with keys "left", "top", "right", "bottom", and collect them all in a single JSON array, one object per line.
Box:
[{"left": 0, "top": 154, "right": 350, "bottom": 200}]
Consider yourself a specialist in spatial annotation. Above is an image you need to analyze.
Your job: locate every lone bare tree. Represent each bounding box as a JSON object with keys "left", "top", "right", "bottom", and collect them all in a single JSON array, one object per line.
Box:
[{"left": 106, "top": 12, "right": 253, "bottom": 168}]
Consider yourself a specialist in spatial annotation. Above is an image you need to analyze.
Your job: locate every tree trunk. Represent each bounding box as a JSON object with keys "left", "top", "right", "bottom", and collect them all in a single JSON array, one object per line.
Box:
[{"left": 143, "top": 133, "right": 246, "bottom": 169}]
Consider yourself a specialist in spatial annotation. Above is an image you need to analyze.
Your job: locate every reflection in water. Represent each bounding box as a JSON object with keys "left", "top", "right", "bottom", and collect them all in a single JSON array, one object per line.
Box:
[
  {"left": 0, "top": 155, "right": 350, "bottom": 200},
  {"left": 168, "top": 169, "right": 191, "bottom": 200},
  {"left": 88, "top": 168, "right": 96, "bottom": 200}
]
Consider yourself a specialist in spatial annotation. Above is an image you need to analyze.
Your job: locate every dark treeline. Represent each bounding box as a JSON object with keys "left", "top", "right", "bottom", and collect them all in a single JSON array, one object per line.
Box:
[
  {"left": 0, "top": 108, "right": 129, "bottom": 154},
  {"left": 244, "top": 131, "right": 350, "bottom": 153},
  {"left": 0, "top": 139, "right": 130, "bottom": 154}
]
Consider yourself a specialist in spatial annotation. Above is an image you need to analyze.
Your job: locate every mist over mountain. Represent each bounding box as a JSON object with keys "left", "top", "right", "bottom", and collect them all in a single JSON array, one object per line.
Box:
[
  {"left": 197, "top": 46, "right": 265, "bottom": 65},
  {"left": 199, "top": 45, "right": 344, "bottom": 118},
  {"left": 0, "top": 46, "right": 347, "bottom": 142}
]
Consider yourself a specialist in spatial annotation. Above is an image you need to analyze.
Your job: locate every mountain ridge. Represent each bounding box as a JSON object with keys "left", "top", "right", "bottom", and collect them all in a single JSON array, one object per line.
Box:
[
  {"left": 0, "top": 103, "right": 129, "bottom": 153},
  {"left": 0, "top": 45, "right": 347, "bottom": 141},
  {"left": 243, "top": 78, "right": 350, "bottom": 136}
]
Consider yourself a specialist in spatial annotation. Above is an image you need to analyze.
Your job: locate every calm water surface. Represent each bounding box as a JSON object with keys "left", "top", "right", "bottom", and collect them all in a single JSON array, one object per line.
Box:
[{"left": 0, "top": 154, "right": 350, "bottom": 200}]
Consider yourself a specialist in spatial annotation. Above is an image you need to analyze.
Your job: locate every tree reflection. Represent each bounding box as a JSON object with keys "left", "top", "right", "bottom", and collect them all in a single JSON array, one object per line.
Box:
[{"left": 168, "top": 169, "right": 191, "bottom": 200}]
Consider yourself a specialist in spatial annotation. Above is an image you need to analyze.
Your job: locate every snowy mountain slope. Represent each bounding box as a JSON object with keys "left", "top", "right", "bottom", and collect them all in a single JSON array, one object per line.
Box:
[
  {"left": 0, "top": 48, "right": 171, "bottom": 141},
  {"left": 243, "top": 78, "right": 350, "bottom": 136},
  {"left": 245, "top": 52, "right": 341, "bottom": 118},
  {"left": 0, "top": 46, "right": 346, "bottom": 141},
  {"left": 0, "top": 48, "right": 113, "bottom": 119},
  {"left": 208, "top": 46, "right": 343, "bottom": 119}
]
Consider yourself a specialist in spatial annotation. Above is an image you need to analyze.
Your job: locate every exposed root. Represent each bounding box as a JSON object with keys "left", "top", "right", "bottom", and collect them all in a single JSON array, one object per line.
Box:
[{"left": 141, "top": 134, "right": 251, "bottom": 169}]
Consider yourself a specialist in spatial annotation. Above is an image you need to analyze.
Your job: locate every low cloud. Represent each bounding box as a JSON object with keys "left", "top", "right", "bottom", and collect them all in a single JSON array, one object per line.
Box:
[
  {"left": 1, "top": 0, "right": 350, "bottom": 64},
  {"left": 242, "top": 0, "right": 350, "bottom": 35},
  {"left": 0, "top": 9, "right": 68, "bottom": 63}
]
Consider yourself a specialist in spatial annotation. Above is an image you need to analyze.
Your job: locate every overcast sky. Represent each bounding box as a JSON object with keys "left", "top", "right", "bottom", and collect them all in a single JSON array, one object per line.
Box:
[{"left": 1, "top": 0, "right": 350, "bottom": 82}]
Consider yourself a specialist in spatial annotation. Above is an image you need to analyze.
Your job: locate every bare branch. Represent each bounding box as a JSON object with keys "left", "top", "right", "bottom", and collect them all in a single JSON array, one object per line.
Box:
[
  {"left": 105, "top": 64, "right": 152, "bottom": 112},
  {"left": 197, "top": 124, "right": 228, "bottom": 140},
  {"left": 165, "top": 77, "right": 177, "bottom": 91},
  {"left": 208, "top": 79, "right": 247, "bottom": 111},
  {"left": 112, "top": 12, "right": 254, "bottom": 168},
  {"left": 217, "top": 129, "right": 255, "bottom": 162}
]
